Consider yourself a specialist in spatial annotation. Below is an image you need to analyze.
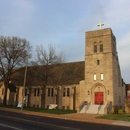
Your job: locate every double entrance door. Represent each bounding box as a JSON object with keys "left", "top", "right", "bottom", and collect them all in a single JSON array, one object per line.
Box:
[{"left": 95, "top": 92, "right": 104, "bottom": 104}]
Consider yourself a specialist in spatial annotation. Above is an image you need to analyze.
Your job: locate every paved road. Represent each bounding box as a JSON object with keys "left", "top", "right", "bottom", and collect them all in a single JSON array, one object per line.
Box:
[{"left": 0, "top": 110, "right": 130, "bottom": 130}]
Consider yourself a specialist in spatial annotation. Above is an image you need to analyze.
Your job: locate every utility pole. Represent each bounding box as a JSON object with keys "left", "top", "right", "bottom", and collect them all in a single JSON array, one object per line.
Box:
[{"left": 21, "top": 54, "right": 28, "bottom": 112}]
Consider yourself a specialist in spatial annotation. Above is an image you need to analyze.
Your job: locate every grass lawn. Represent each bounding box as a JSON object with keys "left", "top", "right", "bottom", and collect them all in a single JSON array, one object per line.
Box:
[
  {"left": 96, "top": 114, "right": 130, "bottom": 122},
  {"left": 0, "top": 105, "right": 77, "bottom": 114}
]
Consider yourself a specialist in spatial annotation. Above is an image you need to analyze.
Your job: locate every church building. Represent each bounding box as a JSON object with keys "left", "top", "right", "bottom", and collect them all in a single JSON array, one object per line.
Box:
[{"left": 0, "top": 26, "right": 126, "bottom": 114}]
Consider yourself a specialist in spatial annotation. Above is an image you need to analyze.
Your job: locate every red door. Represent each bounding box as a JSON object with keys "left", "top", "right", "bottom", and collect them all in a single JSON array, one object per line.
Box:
[{"left": 95, "top": 92, "right": 103, "bottom": 104}]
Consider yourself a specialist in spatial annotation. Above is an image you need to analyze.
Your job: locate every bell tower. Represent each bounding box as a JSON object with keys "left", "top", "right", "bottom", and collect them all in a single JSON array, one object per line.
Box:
[{"left": 85, "top": 27, "right": 122, "bottom": 106}]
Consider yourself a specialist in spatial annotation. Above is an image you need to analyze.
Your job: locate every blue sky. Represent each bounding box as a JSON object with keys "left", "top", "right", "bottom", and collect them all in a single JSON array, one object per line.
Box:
[{"left": 0, "top": 0, "right": 130, "bottom": 83}]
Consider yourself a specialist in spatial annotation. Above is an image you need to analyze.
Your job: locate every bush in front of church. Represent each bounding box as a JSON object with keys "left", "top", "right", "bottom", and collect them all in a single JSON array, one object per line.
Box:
[
  {"left": 110, "top": 110, "right": 115, "bottom": 114},
  {"left": 110, "top": 109, "right": 124, "bottom": 114},
  {"left": 118, "top": 109, "right": 124, "bottom": 114},
  {"left": 113, "top": 105, "right": 119, "bottom": 114}
]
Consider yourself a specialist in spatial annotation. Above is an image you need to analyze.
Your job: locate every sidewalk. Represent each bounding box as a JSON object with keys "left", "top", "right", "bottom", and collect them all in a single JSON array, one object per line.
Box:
[{"left": 0, "top": 107, "right": 130, "bottom": 127}]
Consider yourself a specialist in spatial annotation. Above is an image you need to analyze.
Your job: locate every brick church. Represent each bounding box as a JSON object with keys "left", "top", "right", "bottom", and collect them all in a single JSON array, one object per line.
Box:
[{"left": 0, "top": 27, "right": 128, "bottom": 114}]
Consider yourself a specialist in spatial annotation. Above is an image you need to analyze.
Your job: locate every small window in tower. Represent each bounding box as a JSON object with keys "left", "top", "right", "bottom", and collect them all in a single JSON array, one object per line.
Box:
[
  {"left": 94, "top": 45, "right": 97, "bottom": 53},
  {"left": 101, "top": 73, "right": 104, "bottom": 80},
  {"left": 93, "top": 74, "right": 96, "bottom": 81},
  {"left": 97, "top": 60, "right": 100, "bottom": 65},
  {"left": 100, "top": 44, "right": 103, "bottom": 52}
]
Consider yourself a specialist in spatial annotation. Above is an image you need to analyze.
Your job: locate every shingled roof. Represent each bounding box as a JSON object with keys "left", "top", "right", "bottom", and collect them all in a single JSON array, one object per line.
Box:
[{"left": 11, "top": 61, "right": 85, "bottom": 86}]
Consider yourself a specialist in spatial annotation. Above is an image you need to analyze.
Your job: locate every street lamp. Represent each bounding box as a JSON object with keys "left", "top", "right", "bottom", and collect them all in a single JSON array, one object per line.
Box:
[{"left": 21, "top": 53, "right": 28, "bottom": 112}]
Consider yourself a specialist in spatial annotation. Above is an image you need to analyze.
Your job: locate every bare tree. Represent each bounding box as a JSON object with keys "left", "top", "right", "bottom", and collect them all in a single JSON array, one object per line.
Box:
[
  {"left": 35, "top": 44, "right": 65, "bottom": 108},
  {"left": 0, "top": 36, "right": 31, "bottom": 105}
]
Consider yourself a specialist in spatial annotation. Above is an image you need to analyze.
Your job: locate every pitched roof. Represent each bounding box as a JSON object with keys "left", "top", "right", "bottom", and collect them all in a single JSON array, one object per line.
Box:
[{"left": 11, "top": 61, "right": 85, "bottom": 86}]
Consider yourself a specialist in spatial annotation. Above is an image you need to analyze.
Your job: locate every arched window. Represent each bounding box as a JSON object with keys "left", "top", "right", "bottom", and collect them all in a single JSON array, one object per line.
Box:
[
  {"left": 94, "top": 45, "right": 97, "bottom": 53},
  {"left": 93, "top": 42, "right": 97, "bottom": 53},
  {"left": 100, "top": 44, "right": 103, "bottom": 52}
]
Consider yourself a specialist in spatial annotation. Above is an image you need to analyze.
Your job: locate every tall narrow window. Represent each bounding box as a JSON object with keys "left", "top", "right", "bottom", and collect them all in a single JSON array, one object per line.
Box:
[
  {"left": 67, "top": 88, "right": 70, "bottom": 97},
  {"left": 48, "top": 88, "right": 51, "bottom": 97},
  {"left": 100, "top": 44, "right": 103, "bottom": 52},
  {"left": 94, "top": 45, "right": 97, "bottom": 53},
  {"left": 37, "top": 88, "right": 40, "bottom": 96},
  {"left": 93, "top": 74, "right": 96, "bottom": 81},
  {"left": 101, "top": 73, "right": 104, "bottom": 80},
  {"left": 97, "top": 60, "right": 100, "bottom": 65},
  {"left": 34, "top": 88, "right": 36, "bottom": 96},
  {"left": 63, "top": 88, "right": 66, "bottom": 97},
  {"left": 51, "top": 88, "right": 54, "bottom": 97}
]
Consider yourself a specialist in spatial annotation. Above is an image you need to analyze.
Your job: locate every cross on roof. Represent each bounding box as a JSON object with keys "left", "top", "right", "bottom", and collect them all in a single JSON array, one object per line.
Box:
[{"left": 97, "top": 22, "right": 104, "bottom": 29}]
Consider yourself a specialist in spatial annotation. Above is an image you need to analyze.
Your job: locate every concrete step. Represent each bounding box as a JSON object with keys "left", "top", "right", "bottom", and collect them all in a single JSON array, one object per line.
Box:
[
  {"left": 86, "top": 105, "right": 106, "bottom": 114},
  {"left": 79, "top": 105, "right": 87, "bottom": 113},
  {"left": 98, "top": 105, "right": 106, "bottom": 114}
]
